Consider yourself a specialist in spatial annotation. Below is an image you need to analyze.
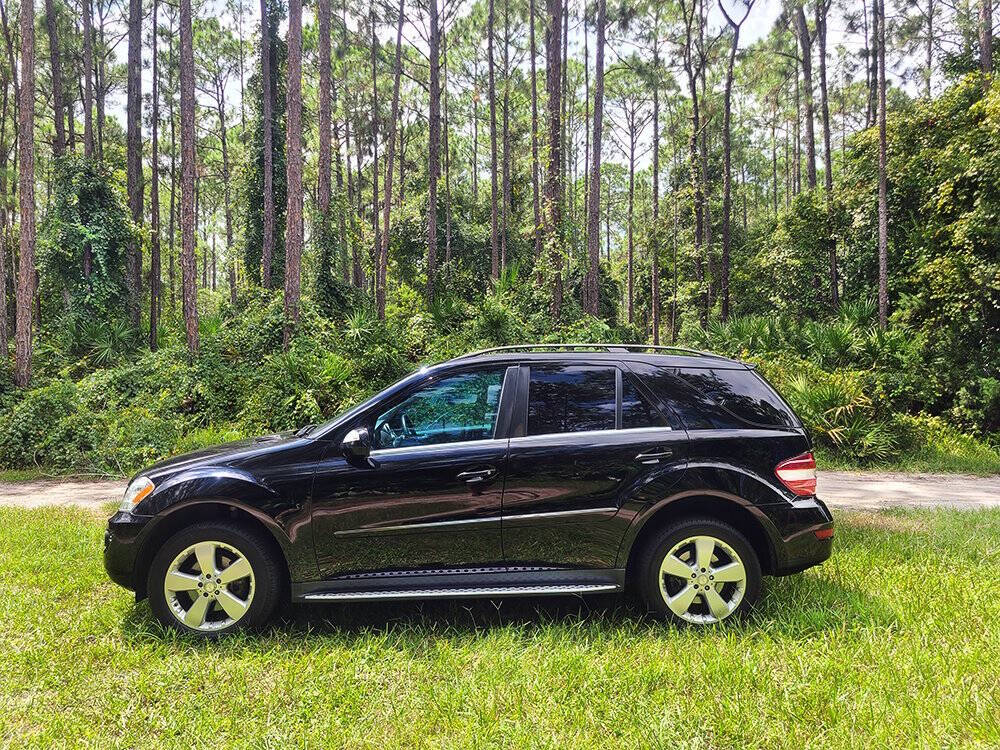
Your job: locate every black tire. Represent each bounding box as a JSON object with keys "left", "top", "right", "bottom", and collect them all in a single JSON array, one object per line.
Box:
[
  {"left": 147, "top": 521, "right": 283, "bottom": 637},
  {"left": 636, "top": 517, "right": 762, "bottom": 627}
]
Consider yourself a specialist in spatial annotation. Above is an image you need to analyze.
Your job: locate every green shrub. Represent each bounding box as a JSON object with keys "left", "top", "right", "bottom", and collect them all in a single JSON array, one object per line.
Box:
[{"left": 0, "top": 381, "right": 80, "bottom": 469}]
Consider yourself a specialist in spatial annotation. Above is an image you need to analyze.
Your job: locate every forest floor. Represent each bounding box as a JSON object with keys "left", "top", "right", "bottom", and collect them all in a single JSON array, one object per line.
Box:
[{"left": 1, "top": 470, "right": 999, "bottom": 513}]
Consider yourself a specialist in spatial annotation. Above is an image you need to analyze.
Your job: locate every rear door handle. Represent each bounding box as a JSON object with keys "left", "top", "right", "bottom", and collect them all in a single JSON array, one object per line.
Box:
[
  {"left": 456, "top": 467, "right": 496, "bottom": 484},
  {"left": 635, "top": 449, "right": 673, "bottom": 465}
]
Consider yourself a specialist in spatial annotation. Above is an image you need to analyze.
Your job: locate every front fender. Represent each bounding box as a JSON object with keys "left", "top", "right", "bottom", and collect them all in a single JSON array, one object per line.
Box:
[{"left": 131, "top": 466, "right": 316, "bottom": 585}]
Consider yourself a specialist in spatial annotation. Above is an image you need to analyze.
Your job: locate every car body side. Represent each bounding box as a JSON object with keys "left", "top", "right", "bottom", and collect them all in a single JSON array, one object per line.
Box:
[{"left": 104, "top": 353, "right": 833, "bottom": 600}]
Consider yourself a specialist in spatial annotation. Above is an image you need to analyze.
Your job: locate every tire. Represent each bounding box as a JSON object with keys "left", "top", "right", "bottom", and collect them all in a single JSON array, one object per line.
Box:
[
  {"left": 147, "top": 521, "right": 282, "bottom": 637},
  {"left": 637, "top": 517, "right": 762, "bottom": 627}
]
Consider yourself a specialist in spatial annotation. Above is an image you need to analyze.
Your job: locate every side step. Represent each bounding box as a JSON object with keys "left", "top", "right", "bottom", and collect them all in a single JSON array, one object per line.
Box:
[{"left": 302, "top": 583, "right": 619, "bottom": 602}]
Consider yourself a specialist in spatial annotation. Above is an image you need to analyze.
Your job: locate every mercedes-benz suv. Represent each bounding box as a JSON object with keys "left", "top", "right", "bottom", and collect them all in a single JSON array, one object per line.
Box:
[{"left": 104, "top": 344, "right": 834, "bottom": 636}]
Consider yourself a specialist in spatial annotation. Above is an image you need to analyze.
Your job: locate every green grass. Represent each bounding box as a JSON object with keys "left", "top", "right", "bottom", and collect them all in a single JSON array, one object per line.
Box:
[
  {"left": 815, "top": 446, "right": 1000, "bottom": 475},
  {"left": 2, "top": 507, "right": 999, "bottom": 749}
]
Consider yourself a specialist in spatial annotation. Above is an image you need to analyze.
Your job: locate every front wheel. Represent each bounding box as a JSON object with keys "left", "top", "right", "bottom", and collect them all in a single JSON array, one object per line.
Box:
[
  {"left": 147, "top": 521, "right": 282, "bottom": 637},
  {"left": 637, "top": 518, "right": 762, "bottom": 626}
]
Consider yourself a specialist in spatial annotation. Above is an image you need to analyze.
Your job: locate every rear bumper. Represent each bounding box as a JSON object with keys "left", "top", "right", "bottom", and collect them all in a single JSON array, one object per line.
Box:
[
  {"left": 768, "top": 496, "right": 834, "bottom": 576},
  {"left": 104, "top": 511, "right": 152, "bottom": 592}
]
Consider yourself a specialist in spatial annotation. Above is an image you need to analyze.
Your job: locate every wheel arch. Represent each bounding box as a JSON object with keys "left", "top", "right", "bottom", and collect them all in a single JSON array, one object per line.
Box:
[
  {"left": 133, "top": 500, "right": 292, "bottom": 600},
  {"left": 620, "top": 492, "right": 778, "bottom": 583}
]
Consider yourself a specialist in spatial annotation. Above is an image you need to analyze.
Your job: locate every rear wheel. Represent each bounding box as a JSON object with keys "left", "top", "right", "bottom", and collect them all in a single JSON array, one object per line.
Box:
[
  {"left": 637, "top": 518, "right": 761, "bottom": 626},
  {"left": 148, "top": 522, "right": 282, "bottom": 637}
]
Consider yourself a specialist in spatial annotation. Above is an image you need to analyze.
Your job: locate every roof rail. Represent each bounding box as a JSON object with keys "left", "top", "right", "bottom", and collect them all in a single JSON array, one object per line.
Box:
[{"left": 453, "top": 343, "right": 722, "bottom": 360}]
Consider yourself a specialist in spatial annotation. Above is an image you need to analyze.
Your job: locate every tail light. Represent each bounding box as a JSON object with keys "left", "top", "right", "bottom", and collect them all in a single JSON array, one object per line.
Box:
[{"left": 775, "top": 452, "right": 817, "bottom": 496}]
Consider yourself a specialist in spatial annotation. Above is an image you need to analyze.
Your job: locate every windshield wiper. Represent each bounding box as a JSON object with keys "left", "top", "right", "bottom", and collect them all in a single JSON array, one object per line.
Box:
[{"left": 295, "top": 424, "right": 316, "bottom": 437}]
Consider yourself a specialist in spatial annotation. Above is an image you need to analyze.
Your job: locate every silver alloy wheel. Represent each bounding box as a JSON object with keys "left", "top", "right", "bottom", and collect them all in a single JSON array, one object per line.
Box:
[
  {"left": 163, "top": 540, "right": 255, "bottom": 632},
  {"left": 657, "top": 534, "right": 747, "bottom": 625}
]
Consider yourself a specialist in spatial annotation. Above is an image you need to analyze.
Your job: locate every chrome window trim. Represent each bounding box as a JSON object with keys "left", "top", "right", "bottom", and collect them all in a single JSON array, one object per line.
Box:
[
  {"left": 365, "top": 425, "right": 674, "bottom": 457},
  {"left": 508, "top": 425, "right": 673, "bottom": 444}
]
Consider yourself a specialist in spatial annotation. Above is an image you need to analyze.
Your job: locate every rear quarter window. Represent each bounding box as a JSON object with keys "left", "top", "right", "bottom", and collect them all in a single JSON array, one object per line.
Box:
[{"left": 676, "top": 368, "right": 798, "bottom": 428}]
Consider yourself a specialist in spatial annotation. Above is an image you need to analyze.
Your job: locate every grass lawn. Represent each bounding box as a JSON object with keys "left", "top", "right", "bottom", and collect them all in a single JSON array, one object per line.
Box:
[{"left": 2, "top": 507, "right": 998, "bottom": 749}]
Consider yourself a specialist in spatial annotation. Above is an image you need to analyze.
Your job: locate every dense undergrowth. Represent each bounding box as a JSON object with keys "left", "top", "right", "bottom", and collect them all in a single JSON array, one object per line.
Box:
[
  {"left": 1, "top": 286, "right": 997, "bottom": 478},
  {"left": 3, "top": 76, "right": 1000, "bottom": 477}
]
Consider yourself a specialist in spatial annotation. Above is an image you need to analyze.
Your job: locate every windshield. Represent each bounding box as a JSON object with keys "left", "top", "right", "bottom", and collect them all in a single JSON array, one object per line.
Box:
[{"left": 304, "top": 366, "right": 431, "bottom": 439}]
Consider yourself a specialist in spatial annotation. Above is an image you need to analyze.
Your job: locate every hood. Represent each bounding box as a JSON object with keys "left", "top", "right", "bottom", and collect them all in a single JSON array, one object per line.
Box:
[{"left": 137, "top": 431, "right": 307, "bottom": 483}]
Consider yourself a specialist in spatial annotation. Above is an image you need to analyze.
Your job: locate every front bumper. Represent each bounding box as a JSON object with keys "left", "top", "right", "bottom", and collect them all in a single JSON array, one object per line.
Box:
[
  {"left": 104, "top": 511, "right": 153, "bottom": 591},
  {"left": 768, "top": 496, "right": 834, "bottom": 575}
]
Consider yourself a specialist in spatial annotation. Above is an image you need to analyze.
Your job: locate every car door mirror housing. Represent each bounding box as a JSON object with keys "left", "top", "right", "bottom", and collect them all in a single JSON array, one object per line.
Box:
[{"left": 342, "top": 427, "right": 371, "bottom": 458}]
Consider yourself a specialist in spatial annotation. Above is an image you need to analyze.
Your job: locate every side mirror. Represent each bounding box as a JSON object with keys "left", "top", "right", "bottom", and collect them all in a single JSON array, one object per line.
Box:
[{"left": 341, "top": 426, "right": 371, "bottom": 459}]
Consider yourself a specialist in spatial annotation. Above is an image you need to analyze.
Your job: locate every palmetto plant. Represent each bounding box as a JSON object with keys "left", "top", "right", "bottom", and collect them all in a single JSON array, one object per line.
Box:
[{"left": 784, "top": 374, "right": 898, "bottom": 462}]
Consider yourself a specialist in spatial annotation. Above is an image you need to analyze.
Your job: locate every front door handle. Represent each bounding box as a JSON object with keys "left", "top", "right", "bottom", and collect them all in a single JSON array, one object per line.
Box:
[
  {"left": 456, "top": 467, "right": 496, "bottom": 484},
  {"left": 635, "top": 449, "right": 673, "bottom": 465}
]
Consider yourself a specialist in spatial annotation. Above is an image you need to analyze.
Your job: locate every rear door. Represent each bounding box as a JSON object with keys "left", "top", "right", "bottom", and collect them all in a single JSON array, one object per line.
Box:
[{"left": 500, "top": 362, "right": 688, "bottom": 569}]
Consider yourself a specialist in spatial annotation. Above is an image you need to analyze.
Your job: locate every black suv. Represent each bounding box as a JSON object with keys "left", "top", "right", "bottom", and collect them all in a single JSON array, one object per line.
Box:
[{"left": 105, "top": 344, "right": 833, "bottom": 635}]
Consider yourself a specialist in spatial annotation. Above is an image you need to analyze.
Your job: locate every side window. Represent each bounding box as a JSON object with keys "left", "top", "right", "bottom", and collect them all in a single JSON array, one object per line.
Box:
[
  {"left": 372, "top": 368, "right": 507, "bottom": 449},
  {"left": 621, "top": 374, "right": 668, "bottom": 429},
  {"left": 676, "top": 368, "right": 797, "bottom": 428},
  {"left": 625, "top": 362, "right": 720, "bottom": 430},
  {"left": 527, "top": 366, "right": 616, "bottom": 436}
]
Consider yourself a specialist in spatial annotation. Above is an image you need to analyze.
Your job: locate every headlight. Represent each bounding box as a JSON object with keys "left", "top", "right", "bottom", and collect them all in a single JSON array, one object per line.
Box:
[{"left": 119, "top": 476, "right": 155, "bottom": 512}]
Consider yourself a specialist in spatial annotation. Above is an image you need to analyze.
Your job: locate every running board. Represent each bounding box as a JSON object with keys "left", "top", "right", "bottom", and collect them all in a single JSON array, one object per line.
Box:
[{"left": 301, "top": 583, "right": 620, "bottom": 602}]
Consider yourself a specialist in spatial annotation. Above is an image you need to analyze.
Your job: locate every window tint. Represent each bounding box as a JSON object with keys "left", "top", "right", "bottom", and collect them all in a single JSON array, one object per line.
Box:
[
  {"left": 622, "top": 374, "right": 667, "bottom": 429},
  {"left": 676, "top": 368, "right": 796, "bottom": 428},
  {"left": 624, "top": 362, "right": 738, "bottom": 430},
  {"left": 372, "top": 368, "right": 507, "bottom": 449},
  {"left": 528, "top": 366, "right": 616, "bottom": 436}
]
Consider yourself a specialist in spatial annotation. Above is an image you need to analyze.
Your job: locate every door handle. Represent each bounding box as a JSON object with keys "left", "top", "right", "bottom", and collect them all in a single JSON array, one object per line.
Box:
[
  {"left": 456, "top": 467, "right": 496, "bottom": 484},
  {"left": 635, "top": 449, "right": 673, "bottom": 465}
]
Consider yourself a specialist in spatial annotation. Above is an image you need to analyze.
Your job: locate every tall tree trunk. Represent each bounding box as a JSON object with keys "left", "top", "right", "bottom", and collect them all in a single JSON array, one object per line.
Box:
[
  {"left": 443, "top": 32, "right": 453, "bottom": 264},
  {"left": 150, "top": 0, "right": 160, "bottom": 350},
  {"left": 127, "top": 0, "right": 143, "bottom": 329},
  {"left": 427, "top": 0, "right": 440, "bottom": 302},
  {"left": 720, "top": 19, "right": 738, "bottom": 323},
  {"left": 96, "top": 4, "right": 106, "bottom": 156},
  {"left": 583, "top": 0, "right": 605, "bottom": 316},
  {"left": 216, "top": 79, "right": 233, "bottom": 288},
  {"left": 378, "top": 0, "right": 405, "bottom": 320},
  {"left": 0, "top": 86, "right": 8, "bottom": 353},
  {"left": 369, "top": 8, "right": 380, "bottom": 289},
  {"left": 14, "top": 0, "right": 34, "bottom": 386},
  {"left": 331, "top": 61, "right": 348, "bottom": 283},
  {"left": 500, "top": 0, "right": 511, "bottom": 271},
  {"left": 583, "top": 18, "right": 590, "bottom": 257},
  {"left": 627, "top": 123, "right": 635, "bottom": 325},
  {"left": 317, "top": 0, "right": 332, "bottom": 274},
  {"left": 284, "top": 0, "right": 303, "bottom": 347},
  {"left": 472, "top": 55, "right": 478, "bottom": 205},
  {"left": 545, "top": 0, "right": 563, "bottom": 319},
  {"left": 180, "top": 0, "right": 199, "bottom": 354},
  {"left": 876, "top": 0, "right": 888, "bottom": 328},
  {"left": 168, "top": 12, "right": 177, "bottom": 312},
  {"left": 82, "top": 0, "right": 94, "bottom": 156},
  {"left": 529, "top": 0, "right": 542, "bottom": 264},
  {"left": 926, "top": 0, "right": 934, "bottom": 97},
  {"left": 719, "top": 0, "right": 756, "bottom": 322},
  {"left": 487, "top": 0, "right": 499, "bottom": 280},
  {"left": 681, "top": 0, "right": 700, "bottom": 339},
  {"left": 816, "top": 0, "right": 838, "bottom": 307},
  {"left": 981, "top": 0, "right": 993, "bottom": 75},
  {"left": 44, "top": 0, "right": 65, "bottom": 155},
  {"left": 260, "top": 0, "right": 275, "bottom": 287},
  {"left": 792, "top": 4, "right": 817, "bottom": 189}
]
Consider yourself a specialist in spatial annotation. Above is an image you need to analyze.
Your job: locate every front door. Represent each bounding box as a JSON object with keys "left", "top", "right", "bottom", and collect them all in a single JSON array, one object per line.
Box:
[
  {"left": 501, "top": 363, "right": 688, "bottom": 569},
  {"left": 310, "top": 365, "right": 516, "bottom": 578}
]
